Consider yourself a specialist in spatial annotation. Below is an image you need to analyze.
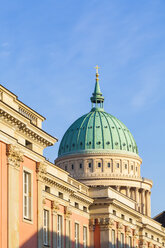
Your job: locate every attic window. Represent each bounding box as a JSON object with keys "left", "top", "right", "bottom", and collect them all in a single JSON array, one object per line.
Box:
[
  {"left": 89, "top": 141, "right": 91, "bottom": 145},
  {"left": 108, "top": 163, "right": 111, "bottom": 168},
  {"left": 59, "top": 192, "right": 63, "bottom": 199},
  {"left": 98, "top": 141, "right": 101, "bottom": 145},
  {"left": 71, "top": 164, "right": 74, "bottom": 170},
  {"left": 98, "top": 163, "right": 101, "bottom": 168},
  {"left": 80, "top": 142, "right": 83, "bottom": 146},
  {"left": 116, "top": 163, "right": 120, "bottom": 168},
  {"left": 79, "top": 163, "right": 82, "bottom": 169},
  {"left": 65, "top": 165, "right": 67, "bottom": 171},
  {"left": 125, "top": 164, "right": 127, "bottom": 169},
  {"left": 45, "top": 186, "right": 50, "bottom": 193},
  {"left": 88, "top": 163, "right": 91, "bottom": 168},
  {"left": 83, "top": 206, "right": 87, "bottom": 212},
  {"left": 25, "top": 140, "right": 32, "bottom": 150},
  {"left": 72, "top": 143, "right": 75, "bottom": 147},
  {"left": 75, "top": 202, "right": 79, "bottom": 209},
  {"left": 107, "top": 141, "right": 110, "bottom": 145}
]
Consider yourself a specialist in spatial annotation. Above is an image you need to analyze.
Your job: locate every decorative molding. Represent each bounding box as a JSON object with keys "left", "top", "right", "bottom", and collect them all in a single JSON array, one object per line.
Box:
[
  {"left": 6, "top": 144, "right": 23, "bottom": 168},
  {"left": 118, "top": 222, "right": 124, "bottom": 232},
  {"left": 126, "top": 226, "right": 132, "bottom": 236},
  {"left": 64, "top": 206, "right": 72, "bottom": 218},
  {"left": 99, "top": 218, "right": 114, "bottom": 230},
  {"left": 0, "top": 109, "right": 53, "bottom": 146},
  {"left": 51, "top": 201, "right": 59, "bottom": 213},
  {"left": 36, "top": 162, "right": 47, "bottom": 178},
  {"left": 139, "top": 239, "right": 147, "bottom": 248}
]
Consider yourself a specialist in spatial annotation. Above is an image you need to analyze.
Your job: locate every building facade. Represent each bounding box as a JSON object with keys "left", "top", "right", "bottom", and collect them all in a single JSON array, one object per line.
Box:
[{"left": 0, "top": 69, "right": 165, "bottom": 248}]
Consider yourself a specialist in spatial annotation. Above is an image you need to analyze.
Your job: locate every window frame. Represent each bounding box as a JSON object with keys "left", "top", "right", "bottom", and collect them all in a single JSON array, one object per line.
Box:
[
  {"left": 43, "top": 209, "right": 49, "bottom": 246},
  {"left": 75, "top": 222, "right": 79, "bottom": 248},
  {"left": 23, "top": 167, "right": 33, "bottom": 222},
  {"left": 83, "top": 226, "right": 88, "bottom": 248},
  {"left": 57, "top": 215, "right": 63, "bottom": 248}
]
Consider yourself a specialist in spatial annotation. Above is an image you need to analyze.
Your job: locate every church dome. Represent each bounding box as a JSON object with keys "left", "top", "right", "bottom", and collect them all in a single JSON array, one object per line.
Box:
[{"left": 58, "top": 68, "right": 138, "bottom": 158}]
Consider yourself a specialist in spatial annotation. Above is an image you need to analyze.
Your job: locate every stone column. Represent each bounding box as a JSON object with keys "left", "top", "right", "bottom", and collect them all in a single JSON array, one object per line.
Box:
[
  {"left": 64, "top": 206, "right": 72, "bottom": 248},
  {"left": 99, "top": 218, "right": 114, "bottom": 248},
  {"left": 89, "top": 219, "right": 95, "bottom": 248},
  {"left": 141, "top": 190, "right": 145, "bottom": 215},
  {"left": 36, "top": 162, "right": 47, "bottom": 248},
  {"left": 118, "top": 223, "right": 124, "bottom": 248},
  {"left": 51, "top": 201, "right": 60, "bottom": 247},
  {"left": 7, "top": 144, "right": 23, "bottom": 248},
  {"left": 125, "top": 226, "right": 131, "bottom": 248},
  {"left": 146, "top": 191, "right": 151, "bottom": 217},
  {"left": 135, "top": 188, "right": 139, "bottom": 211},
  {"left": 126, "top": 187, "right": 130, "bottom": 198}
]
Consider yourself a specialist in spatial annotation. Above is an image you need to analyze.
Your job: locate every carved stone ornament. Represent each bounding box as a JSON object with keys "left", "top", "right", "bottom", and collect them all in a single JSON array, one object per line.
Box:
[
  {"left": 89, "top": 219, "right": 96, "bottom": 231},
  {"left": 51, "top": 201, "right": 59, "bottom": 213},
  {"left": 133, "top": 229, "right": 139, "bottom": 238},
  {"left": 148, "top": 242, "right": 153, "bottom": 248},
  {"left": 139, "top": 239, "right": 147, "bottom": 248},
  {"left": 118, "top": 222, "right": 124, "bottom": 231},
  {"left": 6, "top": 144, "right": 23, "bottom": 168},
  {"left": 99, "top": 218, "right": 114, "bottom": 230},
  {"left": 64, "top": 206, "right": 72, "bottom": 218},
  {"left": 126, "top": 226, "right": 132, "bottom": 236},
  {"left": 36, "top": 162, "right": 47, "bottom": 177}
]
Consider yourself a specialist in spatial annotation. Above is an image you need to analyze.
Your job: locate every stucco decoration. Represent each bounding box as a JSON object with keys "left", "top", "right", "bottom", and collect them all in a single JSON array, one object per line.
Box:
[
  {"left": 36, "top": 162, "right": 47, "bottom": 178},
  {"left": 148, "top": 242, "right": 153, "bottom": 248},
  {"left": 126, "top": 226, "right": 132, "bottom": 236},
  {"left": 51, "top": 201, "right": 60, "bottom": 213},
  {"left": 64, "top": 206, "right": 72, "bottom": 218},
  {"left": 6, "top": 144, "right": 23, "bottom": 168},
  {"left": 139, "top": 239, "right": 147, "bottom": 248},
  {"left": 99, "top": 218, "right": 114, "bottom": 230},
  {"left": 118, "top": 222, "right": 124, "bottom": 231}
]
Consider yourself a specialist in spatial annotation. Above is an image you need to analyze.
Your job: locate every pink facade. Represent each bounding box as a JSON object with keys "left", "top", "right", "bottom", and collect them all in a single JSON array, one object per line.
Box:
[{"left": 19, "top": 156, "right": 38, "bottom": 248}]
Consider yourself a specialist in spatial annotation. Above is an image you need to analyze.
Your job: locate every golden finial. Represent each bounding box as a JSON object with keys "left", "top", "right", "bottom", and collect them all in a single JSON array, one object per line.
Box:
[{"left": 94, "top": 65, "right": 100, "bottom": 81}]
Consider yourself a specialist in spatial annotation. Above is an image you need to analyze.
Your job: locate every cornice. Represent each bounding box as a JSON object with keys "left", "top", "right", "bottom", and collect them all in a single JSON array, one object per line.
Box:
[
  {"left": 56, "top": 149, "right": 142, "bottom": 163},
  {"left": 0, "top": 107, "right": 56, "bottom": 146}
]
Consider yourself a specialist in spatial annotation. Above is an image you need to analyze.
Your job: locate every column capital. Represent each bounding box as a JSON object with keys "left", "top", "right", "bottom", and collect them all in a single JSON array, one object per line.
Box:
[
  {"left": 36, "top": 161, "right": 47, "bottom": 179},
  {"left": 64, "top": 206, "right": 72, "bottom": 219},
  {"left": 99, "top": 217, "right": 114, "bottom": 230},
  {"left": 6, "top": 144, "right": 23, "bottom": 169},
  {"left": 51, "top": 200, "right": 60, "bottom": 214}
]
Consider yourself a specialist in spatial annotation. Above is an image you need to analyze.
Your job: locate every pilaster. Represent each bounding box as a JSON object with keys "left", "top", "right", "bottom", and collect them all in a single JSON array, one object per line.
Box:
[{"left": 7, "top": 144, "right": 23, "bottom": 248}]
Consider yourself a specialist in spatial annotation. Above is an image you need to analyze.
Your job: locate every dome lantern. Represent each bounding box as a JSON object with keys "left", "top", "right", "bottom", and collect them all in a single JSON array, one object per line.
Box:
[{"left": 90, "top": 65, "right": 104, "bottom": 111}]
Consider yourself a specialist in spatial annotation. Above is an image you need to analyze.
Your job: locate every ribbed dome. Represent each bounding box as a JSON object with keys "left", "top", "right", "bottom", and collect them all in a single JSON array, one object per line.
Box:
[
  {"left": 58, "top": 109, "right": 138, "bottom": 157},
  {"left": 58, "top": 68, "right": 138, "bottom": 158}
]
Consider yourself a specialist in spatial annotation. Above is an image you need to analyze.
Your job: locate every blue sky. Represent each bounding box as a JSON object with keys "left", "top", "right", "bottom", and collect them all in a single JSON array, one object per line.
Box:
[{"left": 1, "top": 0, "right": 165, "bottom": 217}]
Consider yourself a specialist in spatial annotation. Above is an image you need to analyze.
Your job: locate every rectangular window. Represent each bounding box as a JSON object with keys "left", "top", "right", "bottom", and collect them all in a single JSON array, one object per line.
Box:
[
  {"left": 75, "top": 223, "right": 79, "bottom": 248},
  {"left": 128, "top": 237, "right": 132, "bottom": 248},
  {"left": 43, "top": 209, "right": 49, "bottom": 246},
  {"left": 83, "top": 226, "right": 87, "bottom": 248},
  {"left": 112, "top": 229, "right": 116, "bottom": 248},
  {"left": 57, "top": 215, "right": 62, "bottom": 248},
  {"left": 108, "top": 162, "right": 111, "bottom": 168},
  {"left": 23, "top": 170, "right": 31, "bottom": 220},
  {"left": 121, "top": 233, "right": 124, "bottom": 248}
]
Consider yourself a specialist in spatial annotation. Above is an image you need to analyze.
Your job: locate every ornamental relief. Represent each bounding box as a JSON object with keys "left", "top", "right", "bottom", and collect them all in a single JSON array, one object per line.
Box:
[
  {"left": 118, "top": 222, "right": 124, "bottom": 231},
  {"left": 6, "top": 144, "right": 24, "bottom": 168},
  {"left": 64, "top": 206, "right": 72, "bottom": 218},
  {"left": 36, "top": 162, "right": 47, "bottom": 177},
  {"left": 98, "top": 217, "right": 114, "bottom": 230},
  {"left": 51, "top": 200, "right": 60, "bottom": 213}
]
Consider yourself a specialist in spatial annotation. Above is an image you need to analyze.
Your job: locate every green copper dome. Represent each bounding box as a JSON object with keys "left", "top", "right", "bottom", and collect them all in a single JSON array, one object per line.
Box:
[{"left": 58, "top": 69, "right": 138, "bottom": 157}]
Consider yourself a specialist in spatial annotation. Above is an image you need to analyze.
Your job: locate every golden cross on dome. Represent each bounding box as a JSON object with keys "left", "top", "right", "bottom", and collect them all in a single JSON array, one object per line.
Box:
[{"left": 94, "top": 65, "right": 100, "bottom": 74}]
